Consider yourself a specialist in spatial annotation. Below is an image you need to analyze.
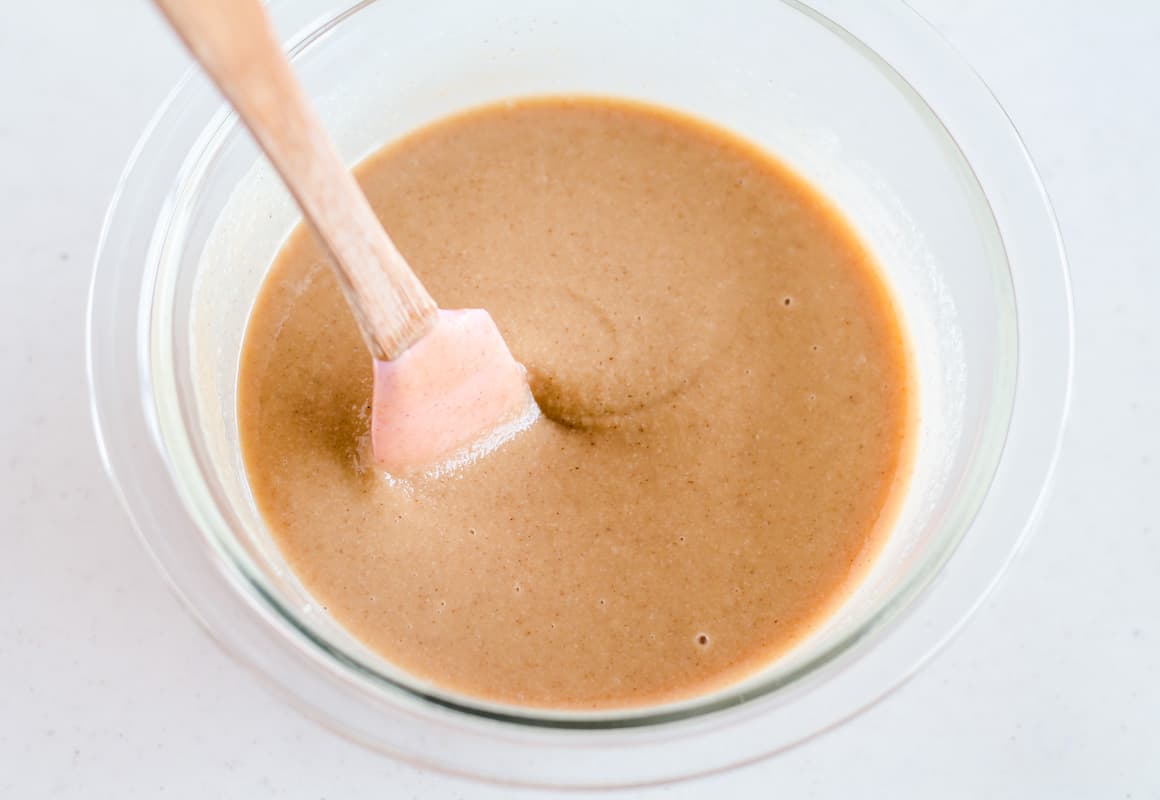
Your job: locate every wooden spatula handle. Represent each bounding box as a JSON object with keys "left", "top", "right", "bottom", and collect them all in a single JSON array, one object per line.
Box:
[{"left": 155, "top": 0, "right": 438, "bottom": 360}]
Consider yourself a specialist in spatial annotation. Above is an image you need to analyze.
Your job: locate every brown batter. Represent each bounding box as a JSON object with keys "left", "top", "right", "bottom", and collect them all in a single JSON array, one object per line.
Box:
[{"left": 238, "top": 97, "right": 912, "bottom": 709}]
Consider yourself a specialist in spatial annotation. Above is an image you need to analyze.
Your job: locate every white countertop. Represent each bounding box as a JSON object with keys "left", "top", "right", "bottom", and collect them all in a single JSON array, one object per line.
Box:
[{"left": 2, "top": 1, "right": 1157, "bottom": 796}]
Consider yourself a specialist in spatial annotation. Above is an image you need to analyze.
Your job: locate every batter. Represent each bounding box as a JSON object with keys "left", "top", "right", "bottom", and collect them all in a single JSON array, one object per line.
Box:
[{"left": 238, "top": 97, "right": 913, "bottom": 709}]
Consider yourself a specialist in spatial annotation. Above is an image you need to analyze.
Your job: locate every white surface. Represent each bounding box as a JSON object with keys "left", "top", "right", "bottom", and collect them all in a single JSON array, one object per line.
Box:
[{"left": 1, "top": 1, "right": 1156, "bottom": 796}]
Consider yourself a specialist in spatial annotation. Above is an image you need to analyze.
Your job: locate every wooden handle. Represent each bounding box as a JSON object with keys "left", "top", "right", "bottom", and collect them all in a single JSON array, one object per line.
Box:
[{"left": 155, "top": 0, "right": 437, "bottom": 360}]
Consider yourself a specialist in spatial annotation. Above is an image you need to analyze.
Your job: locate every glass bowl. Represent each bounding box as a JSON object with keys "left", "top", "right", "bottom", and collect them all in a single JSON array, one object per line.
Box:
[{"left": 88, "top": 0, "right": 1072, "bottom": 789}]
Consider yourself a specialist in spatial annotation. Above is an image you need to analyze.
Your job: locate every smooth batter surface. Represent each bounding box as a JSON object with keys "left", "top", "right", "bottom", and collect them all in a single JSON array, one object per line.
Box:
[{"left": 238, "top": 97, "right": 912, "bottom": 709}]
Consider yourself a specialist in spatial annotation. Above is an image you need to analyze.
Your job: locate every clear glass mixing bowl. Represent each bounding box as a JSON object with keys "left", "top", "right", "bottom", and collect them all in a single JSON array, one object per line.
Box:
[{"left": 88, "top": 0, "right": 1072, "bottom": 788}]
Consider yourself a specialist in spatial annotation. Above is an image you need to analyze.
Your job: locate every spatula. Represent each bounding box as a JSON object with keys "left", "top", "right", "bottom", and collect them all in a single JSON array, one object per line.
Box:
[{"left": 154, "top": 0, "right": 538, "bottom": 475}]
